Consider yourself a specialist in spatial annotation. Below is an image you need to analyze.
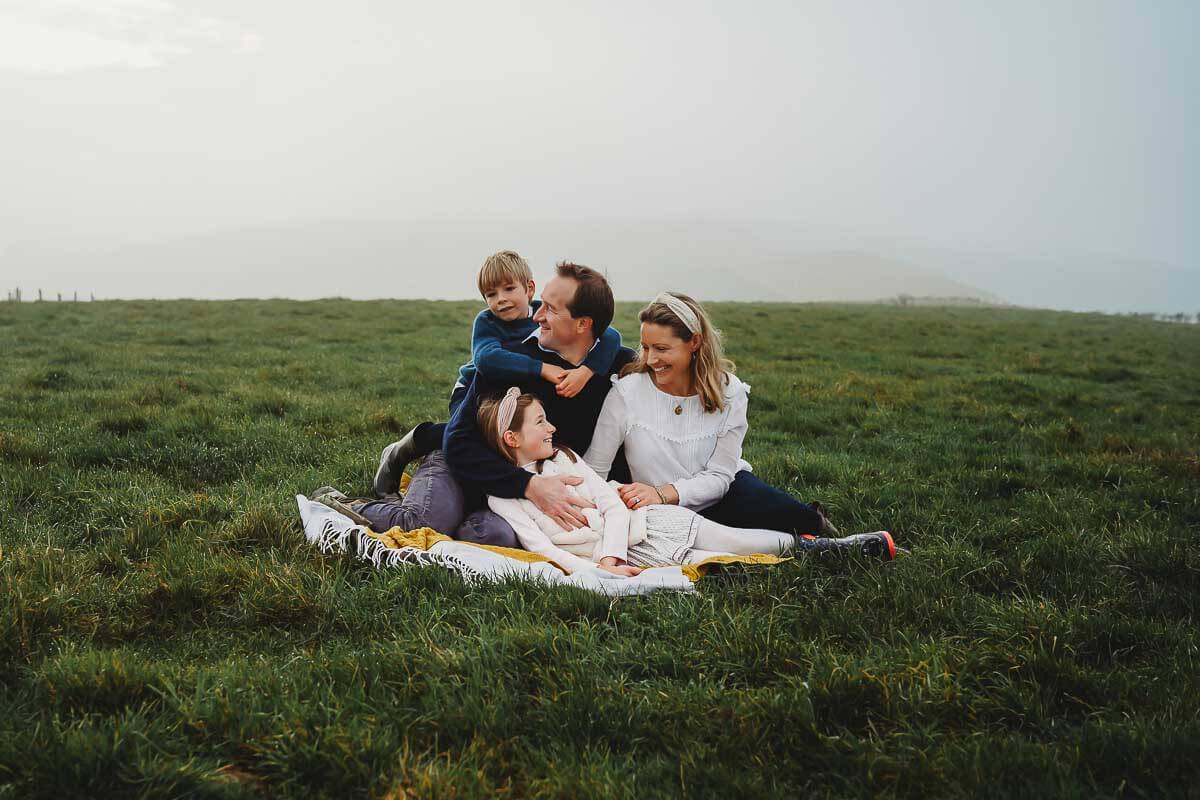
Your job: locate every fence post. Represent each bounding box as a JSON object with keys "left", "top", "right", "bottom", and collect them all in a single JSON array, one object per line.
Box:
[{"left": 37, "top": 289, "right": 43, "bottom": 302}]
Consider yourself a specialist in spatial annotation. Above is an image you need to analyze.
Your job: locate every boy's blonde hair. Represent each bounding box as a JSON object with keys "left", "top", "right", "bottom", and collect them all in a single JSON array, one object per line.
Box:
[
  {"left": 477, "top": 250, "right": 533, "bottom": 296},
  {"left": 621, "top": 292, "right": 736, "bottom": 413}
]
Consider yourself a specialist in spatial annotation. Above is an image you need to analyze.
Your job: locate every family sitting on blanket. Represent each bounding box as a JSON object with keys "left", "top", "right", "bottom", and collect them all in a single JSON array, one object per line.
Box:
[{"left": 322, "top": 250, "right": 897, "bottom": 569}]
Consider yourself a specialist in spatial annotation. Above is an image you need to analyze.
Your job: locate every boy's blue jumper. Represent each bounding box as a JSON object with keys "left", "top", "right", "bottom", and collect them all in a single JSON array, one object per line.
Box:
[{"left": 455, "top": 300, "right": 623, "bottom": 390}]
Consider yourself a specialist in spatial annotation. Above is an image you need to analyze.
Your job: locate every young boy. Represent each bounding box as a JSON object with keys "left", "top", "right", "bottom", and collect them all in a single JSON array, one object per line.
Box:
[{"left": 372, "top": 250, "right": 622, "bottom": 495}]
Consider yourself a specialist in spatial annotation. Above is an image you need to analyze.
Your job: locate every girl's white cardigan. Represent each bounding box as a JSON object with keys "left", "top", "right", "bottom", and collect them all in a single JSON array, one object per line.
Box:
[{"left": 487, "top": 451, "right": 647, "bottom": 574}]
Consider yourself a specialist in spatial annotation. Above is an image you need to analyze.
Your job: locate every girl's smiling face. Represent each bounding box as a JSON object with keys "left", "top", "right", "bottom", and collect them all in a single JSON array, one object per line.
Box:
[{"left": 505, "top": 399, "right": 557, "bottom": 463}]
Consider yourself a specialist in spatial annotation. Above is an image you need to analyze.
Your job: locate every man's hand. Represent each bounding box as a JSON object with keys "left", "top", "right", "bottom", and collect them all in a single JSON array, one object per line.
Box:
[
  {"left": 617, "top": 482, "right": 662, "bottom": 510},
  {"left": 541, "top": 363, "right": 568, "bottom": 386},
  {"left": 527, "top": 474, "right": 594, "bottom": 529},
  {"left": 555, "top": 366, "right": 594, "bottom": 397}
]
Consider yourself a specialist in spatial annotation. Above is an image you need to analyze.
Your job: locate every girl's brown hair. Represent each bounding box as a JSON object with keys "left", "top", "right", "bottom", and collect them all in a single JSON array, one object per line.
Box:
[
  {"left": 476, "top": 391, "right": 576, "bottom": 470},
  {"left": 621, "top": 292, "right": 736, "bottom": 413}
]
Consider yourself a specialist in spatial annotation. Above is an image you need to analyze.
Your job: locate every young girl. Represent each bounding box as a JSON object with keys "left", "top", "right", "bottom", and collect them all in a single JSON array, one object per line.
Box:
[{"left": 479, "top": 387, "right": 893, "bottom": 575}]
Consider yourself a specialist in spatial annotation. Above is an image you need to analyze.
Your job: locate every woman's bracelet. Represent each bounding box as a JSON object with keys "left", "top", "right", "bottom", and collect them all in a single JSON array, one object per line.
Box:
[{"left": 653, "top": 486, "right": 668, "bottom": 505}]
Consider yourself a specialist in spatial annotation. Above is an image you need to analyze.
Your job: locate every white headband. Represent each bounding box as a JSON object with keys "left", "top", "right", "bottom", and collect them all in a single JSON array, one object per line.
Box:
[
  {"left": 497, "top": 386, "right": 522, "bottom": 437},
  {"left": 653, "top": 292, "right": 701, "bottom": 335}
]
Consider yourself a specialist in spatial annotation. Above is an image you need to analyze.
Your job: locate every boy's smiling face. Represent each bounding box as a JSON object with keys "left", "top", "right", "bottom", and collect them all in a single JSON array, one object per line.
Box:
[{"left": 484, "top": 278, "right": 535, "bottom": 322}]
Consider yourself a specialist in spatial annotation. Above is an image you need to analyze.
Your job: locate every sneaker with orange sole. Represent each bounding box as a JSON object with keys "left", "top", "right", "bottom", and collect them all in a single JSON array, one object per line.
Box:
[{"left": 797, "top": 531, "right": 898, "bottom": 561}]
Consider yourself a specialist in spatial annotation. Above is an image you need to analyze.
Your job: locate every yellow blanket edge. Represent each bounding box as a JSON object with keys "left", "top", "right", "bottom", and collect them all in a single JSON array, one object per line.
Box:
[{"left": 366, "top": 524, "right": 788, "bottom": 583}]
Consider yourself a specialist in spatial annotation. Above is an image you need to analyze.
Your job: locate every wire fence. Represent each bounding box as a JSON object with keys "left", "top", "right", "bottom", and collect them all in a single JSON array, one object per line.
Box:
[{"left": 6, "top": 288, "right": 95, "bottom": 302}]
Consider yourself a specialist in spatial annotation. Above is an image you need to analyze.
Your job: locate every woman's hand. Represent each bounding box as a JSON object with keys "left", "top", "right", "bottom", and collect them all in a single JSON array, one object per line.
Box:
[
  {"left": 617, "top": 482, "right": 662, "bottom": 510},
  {"left": 599, "top": 556, "right": 642, "bottom": 577}
]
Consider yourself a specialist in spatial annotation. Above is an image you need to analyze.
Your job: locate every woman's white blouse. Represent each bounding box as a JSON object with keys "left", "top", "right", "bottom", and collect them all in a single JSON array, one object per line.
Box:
[{"left": 584, "top": 371, "right": 752, "bottom": 512}]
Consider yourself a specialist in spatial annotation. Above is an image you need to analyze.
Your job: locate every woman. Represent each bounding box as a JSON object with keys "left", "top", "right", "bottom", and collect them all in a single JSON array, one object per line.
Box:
[{"left": 584, "top": 291, "right": 895, "bottom": 559}]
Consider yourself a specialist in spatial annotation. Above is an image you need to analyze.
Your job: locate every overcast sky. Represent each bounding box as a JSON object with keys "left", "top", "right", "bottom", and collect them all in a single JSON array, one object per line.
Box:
[{"left": 1, "top": 0, "right": 1197, "bottom": 304}]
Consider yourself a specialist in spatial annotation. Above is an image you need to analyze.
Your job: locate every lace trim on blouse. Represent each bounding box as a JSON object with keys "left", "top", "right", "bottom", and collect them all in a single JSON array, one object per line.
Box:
[
  {"left": 625, "top": 419, "right": 738, "bottom": 444},
  {"left": 613, "top": 372, "right": 749, "bottom": 440}
]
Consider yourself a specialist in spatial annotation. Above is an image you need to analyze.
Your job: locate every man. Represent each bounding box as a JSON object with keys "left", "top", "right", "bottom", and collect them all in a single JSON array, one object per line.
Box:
[{"left": 355, "top": 262, "right": 633, "bottom": 548}]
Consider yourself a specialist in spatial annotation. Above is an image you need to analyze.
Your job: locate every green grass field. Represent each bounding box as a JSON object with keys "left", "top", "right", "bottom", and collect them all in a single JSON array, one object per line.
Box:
[{"left": 1, "top": 299, "right": 1198, "bottom": 799}]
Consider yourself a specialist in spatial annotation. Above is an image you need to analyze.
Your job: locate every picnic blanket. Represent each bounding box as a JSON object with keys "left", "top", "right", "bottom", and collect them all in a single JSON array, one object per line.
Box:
[{"left": 296, "top": 495, "right": 786, "bottom": 597}]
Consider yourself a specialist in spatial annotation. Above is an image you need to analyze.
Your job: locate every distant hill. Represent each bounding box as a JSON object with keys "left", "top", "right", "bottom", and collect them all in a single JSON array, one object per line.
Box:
[
  {"left": 870, "top": 241, "right": 1200, "bottom": 314},
  {"left": 3, "top": 219, "right": 1003, "bottom": 304}
]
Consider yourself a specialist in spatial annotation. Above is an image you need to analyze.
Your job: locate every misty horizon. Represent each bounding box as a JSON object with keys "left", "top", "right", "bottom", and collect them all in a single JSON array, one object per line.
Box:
[
  {"left": 6, "top": 215, "right": 1199, "bottom": 314},
  {"left": 2, "top": 1, "right": 1198, "bottom": 312}
]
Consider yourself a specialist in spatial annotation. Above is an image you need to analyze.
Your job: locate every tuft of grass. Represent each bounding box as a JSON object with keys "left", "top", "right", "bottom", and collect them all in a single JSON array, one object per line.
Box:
[
  {"left": 95, "top": 412, "right": 152, "bottom": 437},
  {"left": 25, "top": 369, "right": 71, "bottom": 391}
]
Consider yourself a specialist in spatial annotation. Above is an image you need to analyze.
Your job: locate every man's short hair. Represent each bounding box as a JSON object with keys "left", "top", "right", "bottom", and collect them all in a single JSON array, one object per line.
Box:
[
  {"left": 477, "top": 250, "right": 533, "bottom": 296},
  {"left": 556, "top": 261, "right": 614, "bottom": 339}
]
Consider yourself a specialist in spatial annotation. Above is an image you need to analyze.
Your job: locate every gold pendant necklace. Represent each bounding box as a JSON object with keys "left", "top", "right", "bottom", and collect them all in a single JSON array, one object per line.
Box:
[{"left": 674, "top": 403, "right": 683, "bottom": 415}]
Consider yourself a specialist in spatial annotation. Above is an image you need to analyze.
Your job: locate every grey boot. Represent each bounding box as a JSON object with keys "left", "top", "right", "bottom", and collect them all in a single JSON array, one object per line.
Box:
[
  {"left": 311, "top": 486, "right": 349, "bottom": 503},
  {"left": 373, "top": 428, "right": 421, "bottom": 497},
  {"left": 810, "top": 501, "right": 840, "bottom": 537},
  {"left": 311, "top": 489, "right": 375, "bottom": 529}
]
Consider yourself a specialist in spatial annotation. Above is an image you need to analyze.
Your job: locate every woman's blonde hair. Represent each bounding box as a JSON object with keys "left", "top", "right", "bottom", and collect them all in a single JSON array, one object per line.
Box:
[
  {"left": 476, "top": 391, "right": 576, "bottom": 469},
  {"left": 622, "top": 292, "right": 735, "bottom": 413}
]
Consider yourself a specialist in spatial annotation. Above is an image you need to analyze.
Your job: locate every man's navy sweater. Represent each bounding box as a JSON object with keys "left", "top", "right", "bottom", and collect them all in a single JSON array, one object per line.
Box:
[{"left": 444, "top": 334, "right": 635, "bottom": 507}]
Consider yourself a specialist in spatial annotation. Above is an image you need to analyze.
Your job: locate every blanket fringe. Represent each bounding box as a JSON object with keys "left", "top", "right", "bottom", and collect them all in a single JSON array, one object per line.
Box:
[
  {"left": 295, "top": 494, "right": 700, "bottom": 596},
  {"left": 307, "top": 504, "right": 481, "bottom": 580}
]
